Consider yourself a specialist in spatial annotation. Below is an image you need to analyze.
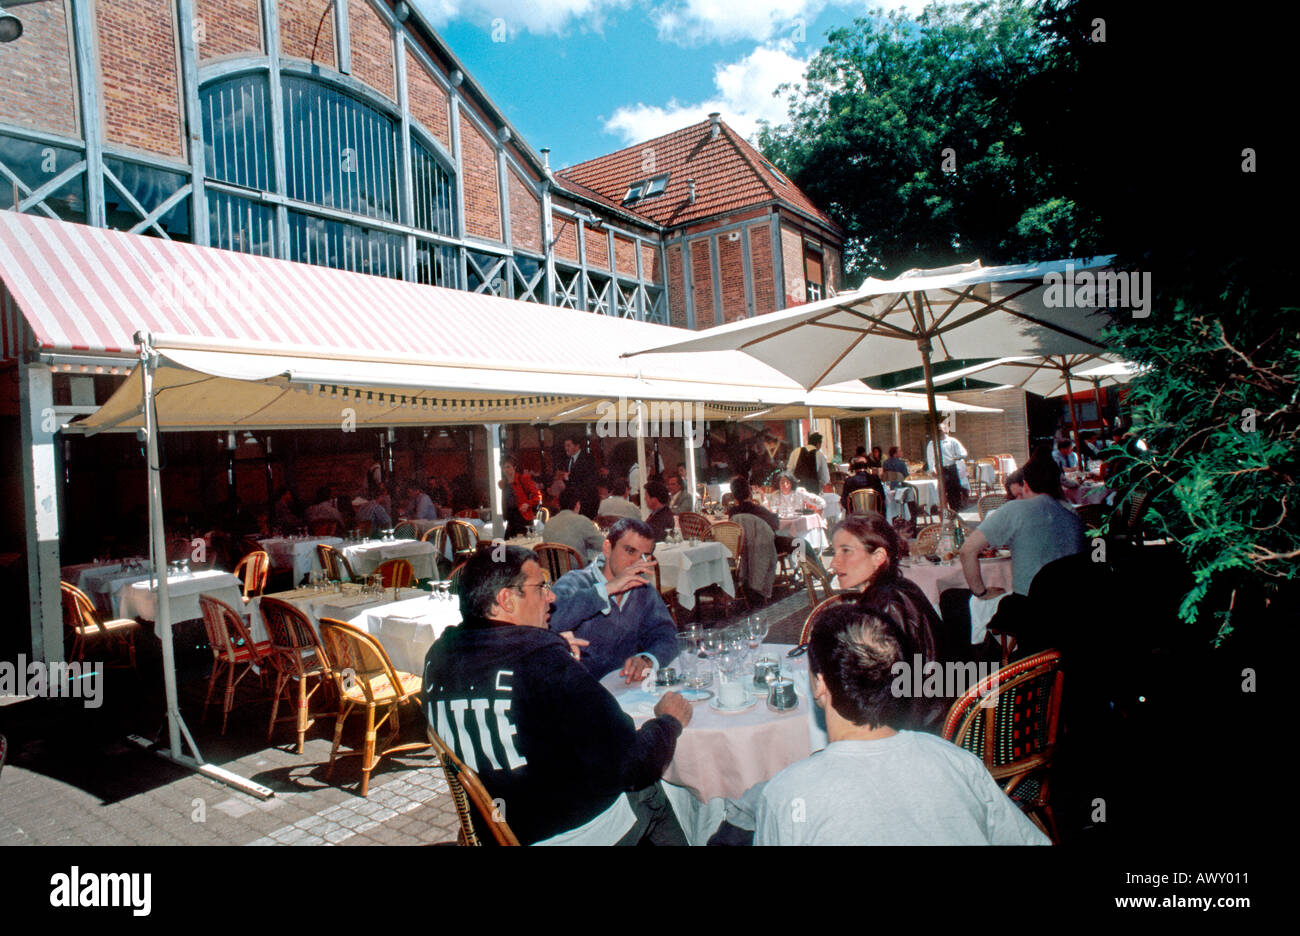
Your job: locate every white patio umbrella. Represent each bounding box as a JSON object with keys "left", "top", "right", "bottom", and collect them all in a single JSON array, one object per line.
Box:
[
  {"left": 626, "top": 258, "right": 1118, "bottom": 515},
  {"left": 895, "top": 353, "right": 1140, "bottom": 447}
]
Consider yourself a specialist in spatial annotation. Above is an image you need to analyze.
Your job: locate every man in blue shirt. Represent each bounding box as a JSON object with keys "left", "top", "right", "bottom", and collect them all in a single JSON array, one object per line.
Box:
[{"left": 548, "top": 518, "right": 678, "bottom": 684}]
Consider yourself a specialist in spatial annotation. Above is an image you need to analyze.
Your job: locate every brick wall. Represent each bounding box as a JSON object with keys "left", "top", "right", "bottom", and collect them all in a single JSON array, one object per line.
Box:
[
  {"left": 348, "top": 0, "right": 394, "bottom": 101},
  {"left": 717, "top": 232, "right": 746, "bottom": 323},
  {"left": 98, "top": 0, "right": 185, "bottom": 159},
  {"left": 946, "top": 388, "right": 1030, "bottom": 465},
  {"left": 642, "top": 242, "right": 661, "bottom": 283},
  {"left": 584, "top": 225, "right": 609, "bottom": 270},
  {"left": 0, "top": 1, "right": 78, "bottom": 137},
  {"left": 748, "top": 224, "right": 776, "bottom": 315},
  {"left": 460, "top": 117, "right": 501, "bottom": 241},
  {"left": 839, "top": 419, "right": 866, "bottom": 459},
  {"left": 552, "top": 211, "right": 578, "bottom": 262},
  {"left": 404, "top": 48, "right": 450, "bottom": 149},
  {"left": 780, "top": 224, "right": 805, "bottom": 307},
  {"left": 195, "top": 0, "right": 262, "bottom": 61},
  {"left": 614, "top": 235, "right": 637, "bottom": 277},
  {"left": 508, "top": 168, "right": 542, "bottom": 254},
  {"left": 690, "top": 238, "right": 716, "bottom": 328},
  {"left": 279, "top": 0, "right": 336, "bottom": 68},
  {"left": 667, "top": 244, "right": 686, "bottom": 328}
]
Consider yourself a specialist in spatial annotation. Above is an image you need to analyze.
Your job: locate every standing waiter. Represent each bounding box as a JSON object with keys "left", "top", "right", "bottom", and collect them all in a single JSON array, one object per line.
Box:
[{"left": 560, "top": 433, "right": 600, "bottom": 519}]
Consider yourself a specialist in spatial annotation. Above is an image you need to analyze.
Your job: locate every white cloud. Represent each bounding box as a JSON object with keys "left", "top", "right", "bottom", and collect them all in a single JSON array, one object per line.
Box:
[
  {"left": 411, "top": 0, "right": 631, "bottom": 36},
  {"left": 603, "top": 41, "right": 809, "bottom": 146},
  {"left": 652, "top": 0, "right": 838, "bottom": 45}
]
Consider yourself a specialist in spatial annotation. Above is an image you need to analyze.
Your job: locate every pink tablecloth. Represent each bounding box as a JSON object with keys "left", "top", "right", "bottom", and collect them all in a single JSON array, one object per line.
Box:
[{"left": 900, "top": 556, "right": 1014, "bottom": 609}]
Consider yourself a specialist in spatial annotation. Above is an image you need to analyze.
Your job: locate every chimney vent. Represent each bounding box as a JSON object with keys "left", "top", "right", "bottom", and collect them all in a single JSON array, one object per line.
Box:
[
  {"left": 708, "top": 112, "right": 721, "bottom": 139},
  {"left": 687, "top": 179, "right": 696, "bottom": 204}
]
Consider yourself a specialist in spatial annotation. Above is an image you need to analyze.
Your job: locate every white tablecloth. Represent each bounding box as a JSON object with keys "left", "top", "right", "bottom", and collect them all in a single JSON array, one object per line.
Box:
[
  {"left": 62, "top": 560, "right": 152, "bottom": 614},
  {"left": 342, "top": 539, "right": 437, "bottom": 580},
  {"left": 976, "top": 462, "right": 997, "bottom": 489},
  {"left": 899, "top": 556, "right": 1014, "bottom": 611},
  {"left": 252, "top": 586, "right": 431, "bottom": 664},
  {"left": 258, "top": 536, "right": 342, "bottom": 583},
  {"left": 778, "top": 513, "right": 828, "bottom": 550},
  {"left": 654, "top": 540, "right": 734, "bottom": 610},
  {"left": 822, "top": 493, "right": 842, "bottom": 523},
  {"left": 361, "top": 594, "right": 463, "bottom": 675},
  {"left": 906, "top": 479, "right": 940, "bottom": 509},
  {"left": 603, "top": 643, "right": 825, "bottom": 845},
  {"left": 119, "top": 570, "right": 246, "bottom": 623}
]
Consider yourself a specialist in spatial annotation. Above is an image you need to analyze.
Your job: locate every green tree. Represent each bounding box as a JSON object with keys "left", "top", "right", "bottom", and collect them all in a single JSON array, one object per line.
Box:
[{"left": 759, "top": 1, "right": 1089, "bottom": 279}]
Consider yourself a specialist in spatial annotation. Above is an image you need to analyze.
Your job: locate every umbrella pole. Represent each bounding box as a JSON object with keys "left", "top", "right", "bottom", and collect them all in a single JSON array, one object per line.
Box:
[
  {"left": 918, "top": 338, "right": 949, "bottom": 518},
  {"left": 1062, "top": 357, "right": 1082, "bottom": 451}
]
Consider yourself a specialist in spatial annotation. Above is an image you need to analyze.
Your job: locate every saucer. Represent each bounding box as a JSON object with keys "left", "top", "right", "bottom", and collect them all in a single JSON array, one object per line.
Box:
[
  {"left": 678, "top": 688, "right": 714, "bottom": 703},
  {"left": 709, "top": 694, "right": 756, "bottom": 713}
]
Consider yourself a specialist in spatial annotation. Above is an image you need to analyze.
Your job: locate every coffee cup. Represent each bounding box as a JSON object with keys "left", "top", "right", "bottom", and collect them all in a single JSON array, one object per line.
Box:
[{"left": 718, "top": 679, "right": 748, "bottom": 708}]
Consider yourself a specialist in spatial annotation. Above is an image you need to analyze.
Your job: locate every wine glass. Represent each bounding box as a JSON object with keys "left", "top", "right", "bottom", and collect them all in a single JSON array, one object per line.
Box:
[{"left": 745, "top": 613, "right": 768, "bottom": 660}]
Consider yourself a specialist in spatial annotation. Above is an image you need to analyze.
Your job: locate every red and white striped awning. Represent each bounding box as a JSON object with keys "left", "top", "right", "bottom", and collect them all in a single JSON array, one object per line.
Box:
[{"left": 0, "top": 212, "right": 998, "bottom": 428}]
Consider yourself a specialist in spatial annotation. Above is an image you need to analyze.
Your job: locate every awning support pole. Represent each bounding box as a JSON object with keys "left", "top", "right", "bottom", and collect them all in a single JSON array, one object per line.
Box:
[
  {"left": 683, "top": 415, "right": 698, "bottom": 510},
  {"left": 135, "top": 332, "right": 272, "bottom": 801},
  {"left": 486, "top": 423, "right": 504, "bottom": 540},
  {"left": 1062, "top": 357, "right": 1082, "bottom": 451},
  {"left": 635, "top": 401, "right": 648, "bottom": 518}
]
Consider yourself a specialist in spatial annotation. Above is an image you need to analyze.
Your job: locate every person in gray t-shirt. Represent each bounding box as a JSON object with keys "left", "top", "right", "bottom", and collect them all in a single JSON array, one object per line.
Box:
[
  {"left": 753, "top": 603, "right": 1048, "bottom": 845},
  {"left": 961, "top": 458, "right": 1086, "bottom": 597}
]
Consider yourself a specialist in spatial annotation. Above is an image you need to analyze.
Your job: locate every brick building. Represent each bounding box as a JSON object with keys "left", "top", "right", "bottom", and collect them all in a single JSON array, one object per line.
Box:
[{"left": 0, "top": 0, "right": 842, "bottom": 328}]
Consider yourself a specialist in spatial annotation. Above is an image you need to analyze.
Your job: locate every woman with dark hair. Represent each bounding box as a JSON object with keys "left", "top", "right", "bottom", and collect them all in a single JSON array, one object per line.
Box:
[{"left": 827, "top": 514, "right": 947, "bottom": 730}]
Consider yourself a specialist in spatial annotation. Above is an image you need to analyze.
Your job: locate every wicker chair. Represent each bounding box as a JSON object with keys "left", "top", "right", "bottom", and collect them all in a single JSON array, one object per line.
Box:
[
  {"left": 595, "top": 514, "right": 620, "bottom": 531},
  {"left": 317, "top": 543, "right": 357, "bottom": 583},
  {"left": 848, "top": 488, "right": 881, "bottom": 515},
  {"left": 913, "top": 525, "right": 942, "bottom": 557},
  {"left": 797, "top": 593, "right": 854, "bottom": 646},
  {"left": 392, "top": 521, "right": 417, "bottom": 541},
  {"left": 800, "top": 557, "right": 837, "bottom": 610},
  {"left": 455, "top": 509, "right": 481, "bottom": 519},
  {"left": 535, "top": 507, "right": 550, "bottom": 524},
  {"left": 319, "top": 618, "right": 432, "bottom": 796},
  {"left": 942, "top": 649, "right": 1064, "bottom": 842},
  {"left": 375, "top": 558, "right": 415, "bottom": 588},
  {"left": 198, "top": 594, "right": 273, "bottom": 735},
  {"left": 427, "top": 726, "right": 520, "bottom": 846},
  {"left": 233, "top": 550, "right": 270, "bottom": 601},
  {"left": 259, "top": 596, "right": 333, "bottom": 755},
  {"left": 1075, "top": 503, "right": 1105, "bottom": 531},
  {"left": 534, "top": 543, "right": 584, "bottom": 583},
  {"left": 446, "top": 519, "right": 480, "bottom": 562},
  {"left": 704, "top": 519, "right": 747, "bottom": 615},
  {"left": 977, "top": 493, "right": 1008, "bottom": 520},
  {"left": 676, "top": 511, "right": 713, "bottom": 542},
  {"left": 59, "top": 581, "right": 139, "bottom": 670}
]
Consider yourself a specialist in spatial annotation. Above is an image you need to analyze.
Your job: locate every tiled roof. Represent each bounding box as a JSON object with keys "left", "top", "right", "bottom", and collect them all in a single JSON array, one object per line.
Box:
[{"left": 556, "top": 119, "right": 841, "bottom": 235}]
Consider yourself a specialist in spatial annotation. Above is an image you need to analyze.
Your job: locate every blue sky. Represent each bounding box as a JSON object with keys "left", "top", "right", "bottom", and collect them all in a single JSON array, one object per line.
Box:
[{"left": 412, "top": 1, "right": 934, "bottom": 169}]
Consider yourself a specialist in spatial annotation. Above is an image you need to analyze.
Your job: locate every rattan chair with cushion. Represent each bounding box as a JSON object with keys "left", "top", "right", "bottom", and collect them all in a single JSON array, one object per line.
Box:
[
  {"left": 375, "top": 558, "right": 415, "bottom": 588},
  {"left": 446, "top": 519, "right": 480, "bottom": 562},
  {"left": 848, "top": 488, "right": 881, "bottom": 515},
  {"left": 259, "top": 596, "right": 334, "bottom": 755},
  {"left": 704, "top": 519, "right": 747, "bottom": 615},
  {"left": 797, "top": 593, "right": 854, "bottom": 646},
  {"left": 199, "top": 594, "right": 273, "bottom": 735},
  {"left": 427, "top": 726, "right": 521, "bottom": 846},
  {"left": 60, "top": 581, "right": 139, "bottom": 670},
  {"left": 392, "top": 521, "right": 417, "bottom": 541},
  {"left": 317, "top": 543, "right": 357, "bottom": 583},
  {"left": 676, "top": 511, "right": 713, "bottom": 542},
  {"left": 595, "top": 514, "right": 620, "bottom": 531},
  {"left": 942, "top": 649, "right": 1064, "bottom": 842},
  {"left": 534, "top": 543, "right": 584, "bottom": 583},
  {"left": 977, "top": 493, "right": 1008, "bottom": 520},
  {"left": 319, "top": 618, "right": 432, "bottom": 797},
  {"left": 535, "top": 507, "right": 550, "bottom": 525},
  {"left": 455, "top": 509, "right": 481, "bottom": 519},
  {"left": 233, "top": 550, "right": 270, "bottom": 601},
  {"left": 882, "top": 470, "right": 905, "bottom": 484}
]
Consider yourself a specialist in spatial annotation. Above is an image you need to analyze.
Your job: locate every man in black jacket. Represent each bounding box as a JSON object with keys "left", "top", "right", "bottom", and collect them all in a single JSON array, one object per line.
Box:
[
  {"left": 560, "top": 434, "right": 600, "bottom": 519},
  {"left": 423, "top": 547, "right": 692, "bottom": 845}
]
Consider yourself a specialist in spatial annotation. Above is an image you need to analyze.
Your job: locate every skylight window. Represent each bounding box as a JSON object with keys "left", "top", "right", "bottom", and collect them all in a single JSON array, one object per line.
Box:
[
  {"left": 761, "top": 159, "right": 789, "bottom": 186},
  {"left": 623, "top": 173, "right": 670, "bottom": 204}
]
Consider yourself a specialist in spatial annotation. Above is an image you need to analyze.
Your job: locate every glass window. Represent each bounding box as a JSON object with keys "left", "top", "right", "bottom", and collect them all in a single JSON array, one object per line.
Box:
[
  {"left": 287, "top": 210, "right": 404, "bottom": 279},
  {"left": 104, "top": 157, "right": 191, "bottom": 241},
  {"left": 0, "top": 134, "right": 86, "bottom": 223},
  {"left": 415, "top": 240, "right": 459, "bottom": 289},
  {"left": 201, "top": 74, "right": 273, "bottom": 191},
  {"left": 209, "top": 190, "right": 276, "bottom": 256},
  {"left": 411, "top": 140, "right": 456, "bottom": 236},
  {"left": 465, "top": 250, "right": 506, "bottom": 295},
  {"left": 282, "top": 76, "right": 399, "bottom": 222}
]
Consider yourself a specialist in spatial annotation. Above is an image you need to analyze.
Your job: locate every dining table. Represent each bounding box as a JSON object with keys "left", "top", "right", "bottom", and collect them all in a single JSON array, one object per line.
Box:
[
  {"left": 341, "top": 538, "right": 437, "bottom": 580},
  {"left": 118, "top": 569, "right": 247, "bottom": 624},
  {"left": 61, "top": 559, "right": 151, "bottom": 614},
  {"left": 653, "top": 539, "right": 734, "bottom": 610},
  {"left": 601, "top": 644, "right": 827, "bottom": 845},
  {"left": 252, "top": 585, "right": 435, "bottom": 670},
  {"left": 258, "top": 535, "right": 342, "bottom": 584}
]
